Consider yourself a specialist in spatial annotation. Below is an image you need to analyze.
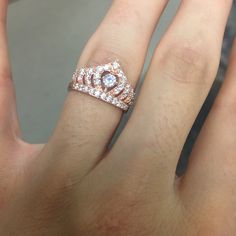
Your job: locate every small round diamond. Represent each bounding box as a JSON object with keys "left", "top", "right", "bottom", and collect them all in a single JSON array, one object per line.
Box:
[
  {"left": 112, "top": 61, "right": 120, "bottom": 70},
  {"left": 112, "top": 98, "right": 118, "bottom": 105},
  {"left": 84, "top": 86, "right": 89, "bottom": 92},
  {"left": 89, "top": 88, "right": 95, "bottom": 95},
  {"left": 101, "top": 93, "right": 107, "bottom": 100},
  {"left": 79, "top": 68, "right": 85, "bottom": 76},
  {"left": 94, "top": 72, "right": 100, "bottom": 79},
  {"left": 97, "top": 66, "right": 104, "bottom": 73},
  {"left": 106, "top": 95, "right": 113, "bottom": 102},
  {"left": 102, "top": 74, "right": 117, "bottom": 88},
  {"left": 104, "top": 64, "right": 110, "bottom": 71},
  {"left": 88, "top": 68, "right": 93, "bottom": 74},
  {"left": 94, "top": 90, "right": 101, "bottom": 98}
]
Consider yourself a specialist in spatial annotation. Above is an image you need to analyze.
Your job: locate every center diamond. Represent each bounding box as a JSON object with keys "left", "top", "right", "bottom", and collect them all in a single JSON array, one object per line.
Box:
[{"left": 102, "top": 74, "right": 117, "bottom": 88}]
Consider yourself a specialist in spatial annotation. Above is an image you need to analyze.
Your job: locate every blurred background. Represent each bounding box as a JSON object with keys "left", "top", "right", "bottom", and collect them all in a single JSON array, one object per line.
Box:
[
  {"left": 8, "top": 0, "right": 236, "bottom": 173},
  {"left": 7, "top": 0, "right": 181, "bottom": 143}
]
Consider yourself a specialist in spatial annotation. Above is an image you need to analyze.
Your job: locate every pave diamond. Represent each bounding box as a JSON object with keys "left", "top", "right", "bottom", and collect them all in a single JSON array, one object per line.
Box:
[
  {"left": 89, "top": 88, "right": 95, "bottom": 95},
  {"left": 101, "top": 93, "right": 107, "bottom": 100},
  {"left": 97, "top": 66, "right": 104, "bottom": 73},
  {"left": 112, "top": 61, "right": 120, "bottom": 70},
  {"left": 102, "top": 74, "right": 117, "bottom": 88},
  {"left": 112, "top": 98, "right": 118, "bottom": 105},
  {"left": 94, "top": 72, "right": 100, "bottom": 79},
  {"left": 106, "top": 95, "right": 113, "bottom": 102},
  {"left": 104, "top": 64, "right": 110, "bottom": 71},
  {"left": 79, "top": 68, "right": 86, "bottom": 76},
  {"left": 94, "top": 90, "right": 101, "bottom": 98},
  {"left": 93, "top": 72, "right": 101, "bottom": 86},
  {"left": 84, "top": 86, "right": 89, "bottom": 92}
]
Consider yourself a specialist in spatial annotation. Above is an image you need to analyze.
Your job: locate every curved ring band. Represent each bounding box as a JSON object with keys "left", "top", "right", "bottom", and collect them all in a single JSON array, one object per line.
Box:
[{"left": 68, "top": 61, "right": 135, "bottom": 111}]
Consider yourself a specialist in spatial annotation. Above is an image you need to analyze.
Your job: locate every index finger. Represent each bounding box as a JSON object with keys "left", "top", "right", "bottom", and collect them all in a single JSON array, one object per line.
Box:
[{"left": 0, "top": 0, "right": 20, "bottom": 139}]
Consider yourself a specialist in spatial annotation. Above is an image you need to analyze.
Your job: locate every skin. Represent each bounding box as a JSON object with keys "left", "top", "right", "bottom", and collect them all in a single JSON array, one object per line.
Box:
[{"left": 0, "top": 0, "right": 236, "bottom": 235}]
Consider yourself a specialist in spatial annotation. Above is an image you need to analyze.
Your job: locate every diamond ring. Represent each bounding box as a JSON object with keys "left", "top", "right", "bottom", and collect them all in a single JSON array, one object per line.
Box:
[{"left": 68, "top": 61, "right": 135, "bottom": 111}]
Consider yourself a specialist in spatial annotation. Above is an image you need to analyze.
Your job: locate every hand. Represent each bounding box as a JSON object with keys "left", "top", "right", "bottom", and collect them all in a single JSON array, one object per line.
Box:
[{"left": 0, "top": 0, "right": 235, "bottom": 235}]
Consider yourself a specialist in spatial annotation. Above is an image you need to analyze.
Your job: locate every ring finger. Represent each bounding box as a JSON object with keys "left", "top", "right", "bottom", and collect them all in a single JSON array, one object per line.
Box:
[{"left": 41, "top": 0, "right": 169, "bottom": 179}]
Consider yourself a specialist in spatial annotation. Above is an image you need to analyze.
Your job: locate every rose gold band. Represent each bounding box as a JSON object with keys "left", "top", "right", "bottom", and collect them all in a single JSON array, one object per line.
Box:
[{"left": 68, "top": 61, "right": 135, "bottom": 111}]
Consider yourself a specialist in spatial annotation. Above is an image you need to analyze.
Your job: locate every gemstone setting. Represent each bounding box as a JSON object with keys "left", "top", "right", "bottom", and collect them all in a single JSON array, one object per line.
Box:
[
  {"left": 69, "top": 61, "right": 135, "bottom": 112},
  {"left": 102, "top": 74, "right": 117, "bottom": 88}
]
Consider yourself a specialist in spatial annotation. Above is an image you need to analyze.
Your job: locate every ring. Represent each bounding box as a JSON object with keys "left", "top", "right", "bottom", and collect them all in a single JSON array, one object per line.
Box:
[{"left": 68, "top": 61, "right": 135, "bottom": 111}]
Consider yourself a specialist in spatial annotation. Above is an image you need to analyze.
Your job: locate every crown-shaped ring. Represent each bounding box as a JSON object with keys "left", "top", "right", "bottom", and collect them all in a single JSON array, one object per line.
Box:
[{"left": 68, "top": 61, "right": 135, "bottom": 111}]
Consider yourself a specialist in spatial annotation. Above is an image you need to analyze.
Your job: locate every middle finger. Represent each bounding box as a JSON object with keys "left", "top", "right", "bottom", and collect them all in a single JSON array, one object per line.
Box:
[{"left": 110, "top": 0, "right": 232, "bottom": 184}]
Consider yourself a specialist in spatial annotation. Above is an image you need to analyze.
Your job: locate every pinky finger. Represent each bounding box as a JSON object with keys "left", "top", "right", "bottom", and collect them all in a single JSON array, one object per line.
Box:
[{"left": 181, "top": 38, "right": 236, "bottom": 198}]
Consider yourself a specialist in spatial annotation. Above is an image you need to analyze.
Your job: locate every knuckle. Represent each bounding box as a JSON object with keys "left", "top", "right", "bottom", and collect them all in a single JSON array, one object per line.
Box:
[
  {"left": 157, "top": 43, "right": 211, "bottom": 84},
  {"left": 77, "top": 181, "right": 160, "bottom": 235},
  {"left": 78, "top": 196, "right": 141, "bottom": 235}
]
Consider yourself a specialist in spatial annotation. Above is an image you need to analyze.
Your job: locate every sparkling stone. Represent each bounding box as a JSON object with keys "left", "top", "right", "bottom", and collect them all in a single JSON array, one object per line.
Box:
[
  {"left": 125, "top": 84, "right": 131, "bottom": 91},
  {"left": 106, "top": 95, "right": 113, "bottom": 102},
  {"left": 85, "top": 73, "right": 92, "bottom": 84},
  {"left": 112, "top": 61, "right": 120, "bottom": 70},
  {"left": 116, "top": 101, "right": 122, "bottom": 108},
  {"left": 84, "top": 86, "right": 89, "bottom": 92},
  {"left": 102, "top": 74, "right": 117, "bottom": 88},
  {"left": 80, "top": 68, "right": 86, "bottom": 76},
  {"left": 114, "top": 83, "right": 125, "bottom": 95},
  {"left": 118, "top": 84, "right": 125, "bottom": 89},
  {"left": 101, "top": 93, "right": 107, "bottom": 100},
  {"left": 94, "top": 72, "right": 100, "bottom": 79},
  {"left": 94, "top": 79, "right": 101, "bottom": 86},
  {"left": 123, "top": 105, "right": 128, "bottom": 111},
  {"left": 94, "top": 90, "right": 101, "bottom": 98},
  {"left": 112, "top": 98, "right": 118, "bottom": 105},
  {"left": 93, "top": 72, "right": 101, "bottom": 86},
  {"left": 114, "top": 88, "right": 119, "bottom": 94},
  {"left": 89, "top": 88, "right": 95, "bottom": 95},
  {"left": 104, "top": 64, "right": 110, "bottom": 71},
  {"left": 88, "top": 68, "right": 93, "bottom": 74},
  {"left": 117, "top": 71, "right": 124, "bottom": 78},
  {"left": 97, "top": 66, "right": 104, "bottom": 73}
]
